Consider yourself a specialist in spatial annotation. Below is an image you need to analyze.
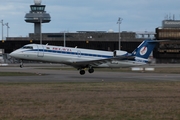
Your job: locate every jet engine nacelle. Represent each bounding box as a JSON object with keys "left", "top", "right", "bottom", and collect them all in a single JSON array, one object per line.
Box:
[{"left": 113, "top": 50, "right": 128, "bottom": 57}]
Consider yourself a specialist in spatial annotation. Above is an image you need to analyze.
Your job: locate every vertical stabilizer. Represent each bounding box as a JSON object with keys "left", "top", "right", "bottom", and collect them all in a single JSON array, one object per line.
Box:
[{"left": 132, "top": 40, "right": 157, "bottom": 59}]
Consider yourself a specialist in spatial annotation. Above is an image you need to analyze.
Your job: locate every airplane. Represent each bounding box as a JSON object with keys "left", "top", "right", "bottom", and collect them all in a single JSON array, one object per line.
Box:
[{"left": 10, "top": 39, "right": 158, "bottom": 75}]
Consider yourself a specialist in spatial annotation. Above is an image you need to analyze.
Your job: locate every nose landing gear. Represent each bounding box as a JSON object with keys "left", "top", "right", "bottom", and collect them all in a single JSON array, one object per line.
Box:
[{"left": 20, "top": 60, "right": 23, "bottom": 68}]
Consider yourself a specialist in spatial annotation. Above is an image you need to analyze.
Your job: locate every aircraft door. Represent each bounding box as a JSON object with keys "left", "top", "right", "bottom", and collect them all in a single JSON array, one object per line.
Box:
[{"left": 37, "top": 45, "right": 44, "bottom": 57}]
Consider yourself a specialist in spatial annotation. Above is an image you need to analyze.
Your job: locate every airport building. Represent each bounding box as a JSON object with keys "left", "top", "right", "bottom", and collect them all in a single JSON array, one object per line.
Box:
[
  {"left": 155, "top": 19, "right": 180, "bottom": 63},
  {"left": 1, "top": 0, "right": 180, "bottom": 63}
]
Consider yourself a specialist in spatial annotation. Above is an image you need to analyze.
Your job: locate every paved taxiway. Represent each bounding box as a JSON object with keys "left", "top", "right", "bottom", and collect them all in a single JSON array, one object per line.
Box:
[{"left": 0, "top": 64, "right": 180, "bottom": 83}]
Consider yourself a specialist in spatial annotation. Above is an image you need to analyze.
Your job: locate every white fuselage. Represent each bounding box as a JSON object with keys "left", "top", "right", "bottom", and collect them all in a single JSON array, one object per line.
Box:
[{"left": 10, "top": 44, "right": 147, "bottom": 68}]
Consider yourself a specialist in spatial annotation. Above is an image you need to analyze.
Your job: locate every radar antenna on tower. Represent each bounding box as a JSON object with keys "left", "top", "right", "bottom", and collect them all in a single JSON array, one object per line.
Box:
[{"left": 34, "top": 0, "right": 42, "bottom": 5}]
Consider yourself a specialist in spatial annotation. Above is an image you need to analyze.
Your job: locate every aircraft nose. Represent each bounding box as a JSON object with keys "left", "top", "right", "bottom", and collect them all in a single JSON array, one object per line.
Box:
[
  {"left": 9, "top": 51, "right": 15, "bottom": 57},
  {"left": 9, "top": 51, "right": 18, "bottom": 58}
]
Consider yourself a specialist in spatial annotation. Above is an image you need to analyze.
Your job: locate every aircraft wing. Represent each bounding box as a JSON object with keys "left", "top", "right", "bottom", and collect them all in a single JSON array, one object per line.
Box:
[{"left": 68, "top": 56, "right": 135, "bottom": 69}]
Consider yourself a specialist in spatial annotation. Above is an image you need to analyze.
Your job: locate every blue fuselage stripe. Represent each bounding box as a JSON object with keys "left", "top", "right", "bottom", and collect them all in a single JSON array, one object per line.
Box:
[{"left": 27, "top": 49, "right": 113, "bottom": 58}]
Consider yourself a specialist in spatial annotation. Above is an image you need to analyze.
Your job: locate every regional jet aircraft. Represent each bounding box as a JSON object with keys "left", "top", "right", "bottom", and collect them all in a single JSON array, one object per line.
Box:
[{"left": 10, "top": 40, "right": 157, "bottom": 75}]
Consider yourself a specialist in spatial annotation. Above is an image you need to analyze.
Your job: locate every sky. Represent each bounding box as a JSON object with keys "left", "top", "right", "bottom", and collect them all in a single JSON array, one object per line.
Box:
[{"left": 0, "top": 0, "right": 180, "bottom": 37}]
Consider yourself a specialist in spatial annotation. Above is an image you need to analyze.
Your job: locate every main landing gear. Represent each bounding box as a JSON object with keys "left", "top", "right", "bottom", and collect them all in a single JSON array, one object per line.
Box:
[
  {"left": 80, "top": 69, "right": 85, "bottom": 75},
  {"left": 79, "top": 68, "right": 94, "bottom": 75},
  {"left": 88, "top": 68, "right": 94, "bottom": 73}
]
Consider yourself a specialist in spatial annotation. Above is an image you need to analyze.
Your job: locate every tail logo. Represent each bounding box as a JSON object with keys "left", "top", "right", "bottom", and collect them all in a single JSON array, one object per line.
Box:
[{"left": 140, "top": 46, "right": 147, "bottom": 55}]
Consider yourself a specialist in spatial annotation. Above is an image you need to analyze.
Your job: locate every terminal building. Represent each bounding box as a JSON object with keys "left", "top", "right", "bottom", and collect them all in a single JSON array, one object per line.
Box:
[{"left": 1, "top": 0, "right": 180, "bottom": 63}]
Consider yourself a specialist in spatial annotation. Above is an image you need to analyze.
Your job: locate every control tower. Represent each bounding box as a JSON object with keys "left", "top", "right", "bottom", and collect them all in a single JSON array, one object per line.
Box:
[{"left": 25, "top": 0, "right": 51, "bottom": 34}]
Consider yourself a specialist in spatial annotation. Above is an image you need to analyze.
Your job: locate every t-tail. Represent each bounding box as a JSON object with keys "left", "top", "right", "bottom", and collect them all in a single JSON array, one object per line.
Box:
[{"left": 132, "top": 40, "right": 158, "bottom": 62}]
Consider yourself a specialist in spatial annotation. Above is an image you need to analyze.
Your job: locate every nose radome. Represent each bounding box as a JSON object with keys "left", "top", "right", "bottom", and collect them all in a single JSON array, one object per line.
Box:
[
  {"left": 9, "top": 52, "right": 15, "bottom": 57},
  {"left": 9, "top": 51, "right": 17, "bottom": 58}
]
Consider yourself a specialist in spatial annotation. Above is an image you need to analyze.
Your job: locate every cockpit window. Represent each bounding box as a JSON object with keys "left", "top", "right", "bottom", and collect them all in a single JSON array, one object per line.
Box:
[{"left": 22, "top": 46, "right": 33, "bottom": 49}]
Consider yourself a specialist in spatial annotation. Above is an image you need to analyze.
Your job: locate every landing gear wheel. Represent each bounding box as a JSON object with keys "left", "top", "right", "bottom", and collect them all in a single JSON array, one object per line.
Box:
[
  {"left": 20, "top": 64, "right": 23, "bottom": 68},
  {"left": 80, "top": 70, "right": 85, "bottom": 75},
  {"left": 20, "top": 60, "right": 23, "bottom": 68},
  {"left": 88, "top": 68, "right": 94, "bottom": 73}
]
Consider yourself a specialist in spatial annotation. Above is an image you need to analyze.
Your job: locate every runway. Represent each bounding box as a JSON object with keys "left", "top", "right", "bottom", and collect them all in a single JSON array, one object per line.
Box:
[{"left": 0, "top": 64, "right": 180, "bottom": 83}]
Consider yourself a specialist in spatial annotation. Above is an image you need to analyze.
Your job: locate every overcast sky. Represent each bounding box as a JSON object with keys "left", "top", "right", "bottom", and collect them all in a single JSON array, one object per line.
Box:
[{"left": 0, "top": 0, "right": 179, "bottom": 37}]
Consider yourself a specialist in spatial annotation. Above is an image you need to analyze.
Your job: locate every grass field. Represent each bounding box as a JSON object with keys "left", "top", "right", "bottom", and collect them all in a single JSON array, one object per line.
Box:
[{"left": 0, "top": 82, "right": 180, "bottom": 120}]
